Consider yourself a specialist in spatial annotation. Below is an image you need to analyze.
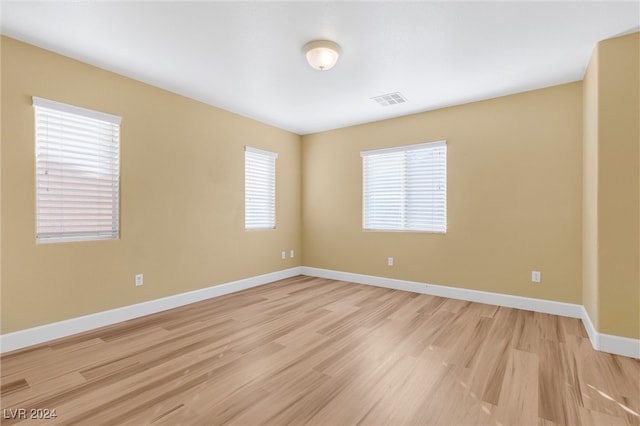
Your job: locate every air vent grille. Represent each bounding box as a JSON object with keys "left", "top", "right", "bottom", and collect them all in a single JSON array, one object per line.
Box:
[{"left": 371, "top": 92, "right": 407, "bottom": 106}]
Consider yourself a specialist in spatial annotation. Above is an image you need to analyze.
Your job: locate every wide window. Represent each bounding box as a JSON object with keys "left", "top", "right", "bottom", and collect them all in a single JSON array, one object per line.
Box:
[
  {"left": 33, "top": 97, "right": 121, "bottom": 243},
  {"left": 245, "top": 146, "right": 277, "bottom": 230},
  {"left": 361, "top": 140, "right": 446, "bottom": 233}
]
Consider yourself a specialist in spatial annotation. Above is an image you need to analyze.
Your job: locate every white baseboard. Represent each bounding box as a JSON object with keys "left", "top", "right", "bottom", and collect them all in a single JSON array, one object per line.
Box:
[
  {"left": 580, "top": 306, "right": 640, "bottom": 359},
  {"left": 580, "top": 305, "right": 599, "bottom": 347},
  {"left": 301, "top": 267, "right": 640, "bottom": 359},
  {"left": 598, "top": 334, "right": 640, "bottom": 359},
  {"left": 3, "top": 265, "right": 638, "bottom": 359},
  {"left": 0, "top": 267, "right": 303, "bottom": 354},
  {"left": 301, "top": 267, "right": 582, "bottom": 317}
]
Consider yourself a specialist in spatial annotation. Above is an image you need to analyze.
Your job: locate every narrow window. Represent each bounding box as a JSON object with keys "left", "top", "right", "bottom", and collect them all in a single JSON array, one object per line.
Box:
[
  {"left": 361, "top": 140, "right": 446, "bottom": 233},
  {"left": 33, "top": 97, "right": 121, "bottom": 243},
  {"left": 245, "top": 146, "right": 277, "bottom": 230}
]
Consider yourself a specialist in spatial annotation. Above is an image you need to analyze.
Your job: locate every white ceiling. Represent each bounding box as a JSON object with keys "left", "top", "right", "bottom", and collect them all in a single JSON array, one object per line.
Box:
[{"left": 1, "top": 1, "right": 638, "bottom": 135}]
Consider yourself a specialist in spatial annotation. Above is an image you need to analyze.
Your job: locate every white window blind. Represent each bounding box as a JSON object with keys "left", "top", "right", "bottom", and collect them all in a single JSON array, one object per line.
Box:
[
  {"left": 33, "top": 96, "right": 121, "bottom": 243},
  {"left": 361, "top": 140, "right": 446, "bottom": 233},
  {"left": 245, "top": 146, "right": 277, "bottom": 230}
]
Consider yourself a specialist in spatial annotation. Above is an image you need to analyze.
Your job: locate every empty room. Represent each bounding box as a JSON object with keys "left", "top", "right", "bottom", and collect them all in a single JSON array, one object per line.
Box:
[{"left": 1, "top": 1, "right": 639, "bottom": 425}]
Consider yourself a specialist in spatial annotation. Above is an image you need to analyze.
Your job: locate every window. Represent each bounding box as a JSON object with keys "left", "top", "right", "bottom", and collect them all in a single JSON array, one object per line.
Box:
[
  {"left": 245, "top": 146, "right": 277, "bottom": 230},
  {"left": 361, "top": 140, "right": 446, "bottom": 233},
  {"left": 33, "top": 97, "right": 121, "bottom": 243}
]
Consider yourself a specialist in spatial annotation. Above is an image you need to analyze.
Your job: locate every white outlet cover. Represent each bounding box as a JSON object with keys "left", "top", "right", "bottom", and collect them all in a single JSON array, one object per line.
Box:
[
  {"left": 388, "top": 257, "right": 394, "bottom": 266},
  {"left": 532, "top": 271, "right": 541, "bottom": 283},
  {"left": 135, "top": 274, "right": 143, "bottom": 286},
  {"left": 290, "top": 250, "right": 294, "bottom": 258},
  {"left": 281, "top": 251, "right": 286, "bottom": 260}
]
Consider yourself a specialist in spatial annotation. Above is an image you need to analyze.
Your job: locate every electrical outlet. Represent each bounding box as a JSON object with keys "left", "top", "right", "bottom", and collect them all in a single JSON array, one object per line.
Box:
[
  {"left": 531, "top": 271, "right": 541, "bottom": 283},
  {"left": 290, "top": 250, "right": 294, "bottom": 258},
  {"left": 135, "top": 274, "right": 144, "bottom": 286},
  {"left": 388, "top": 257, "right": 394, "bottom": 266},
  {"left": 281, "top": 251, "right": 286, "bottom": 260}
]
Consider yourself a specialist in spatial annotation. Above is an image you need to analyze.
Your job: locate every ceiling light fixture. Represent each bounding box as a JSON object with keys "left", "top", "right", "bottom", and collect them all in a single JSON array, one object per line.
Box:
[{"left": 304, "top": 40, "right": 340, "bottom": 71}]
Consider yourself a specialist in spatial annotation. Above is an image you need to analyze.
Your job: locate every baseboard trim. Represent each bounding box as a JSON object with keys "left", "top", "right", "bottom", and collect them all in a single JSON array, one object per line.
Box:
[
  {"left": 3, "top": 266, "right": 638, "bottom": 359},
  {"left": 301, "top": 266, "right": 582, "bottom": 317},
  {"left": 0, "top": 267, "right": 303, "bottom": 354},
  {"left": 580, "top": 306, "right": 640, "bottom": 359},
  {"left": 301, "top": 266, "right": 640, "bottom": 359},
  {"left": 598, "top": 333, "right": 640, "bottom": 359},
  {"left": 580, "top": 306, "right": 599, "bottom": 349}
]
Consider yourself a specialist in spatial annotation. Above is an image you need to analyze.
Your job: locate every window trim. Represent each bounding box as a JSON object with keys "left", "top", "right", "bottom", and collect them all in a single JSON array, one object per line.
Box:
[
  {"left": 33, "top": 97, "right": 121, "bottom": 125},
  {"left": 360, "top": 140, "right": 446, "bottom": 157}
]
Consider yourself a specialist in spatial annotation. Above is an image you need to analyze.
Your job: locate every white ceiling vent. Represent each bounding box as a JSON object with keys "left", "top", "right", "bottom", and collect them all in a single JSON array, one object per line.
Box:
[{"left": 371, "top": 92, "right": 407, "bottom": 106}]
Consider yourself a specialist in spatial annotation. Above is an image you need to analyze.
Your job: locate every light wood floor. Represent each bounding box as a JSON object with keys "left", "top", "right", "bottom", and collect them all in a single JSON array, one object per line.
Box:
[{"left": 1, "top": 276, "right": 639, "bottom": 425}]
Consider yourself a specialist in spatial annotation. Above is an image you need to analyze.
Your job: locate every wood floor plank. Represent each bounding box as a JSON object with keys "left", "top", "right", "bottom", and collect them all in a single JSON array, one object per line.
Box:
[
  {"left": 1, "top": 275, "right": 638, "bottom": 425},
  {"left": 492, "top": 348, "right": 539, "bottom": 425}
]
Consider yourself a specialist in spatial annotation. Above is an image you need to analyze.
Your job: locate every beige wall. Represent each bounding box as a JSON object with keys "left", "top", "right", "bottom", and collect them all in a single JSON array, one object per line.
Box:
[
  {"left": 0, "top": 37, "right": 3, "bottom": 319},
  {"left": 585, "top": 33, "right": 639, "bottom": 339},
  {"left": 597, "top": 33, "right": 639, "bottom": 339},
  {"left": 1, "top": 37, "right": 302, "bottom": 334},
  {"left": 582, "top": 45, "right": 600, "bottom": 329},
  {"left": 2, "top": 32, "right": 638, "bottom": 341},
  {"left": 302, "top": 83, "right": 583, "bottom": 304}
]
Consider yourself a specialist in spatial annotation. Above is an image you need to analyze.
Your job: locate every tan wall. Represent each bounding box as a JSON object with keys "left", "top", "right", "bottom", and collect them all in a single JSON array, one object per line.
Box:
[
  {"left": 302, "top": 83, "right": 583, "bottom": 304},
  {"left": 1, "top": 37, "right": 302, "bottom": 334},
  {"left": 582, "top": 45, "right": 600, "bottom": 329},
  {"left": 0, "top": 37, "right": 3, "bottom": 317},
  {"left": 3, "top": 32, "right": 637, "bottom": 341},
  {"left": 596, "top": 33, "right": 639, "bottom": 338}
]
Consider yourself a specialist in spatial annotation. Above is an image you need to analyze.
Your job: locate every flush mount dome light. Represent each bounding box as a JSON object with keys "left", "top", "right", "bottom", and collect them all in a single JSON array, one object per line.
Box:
[{"left": 304, "top": 40, "right": 340, "bottom": 71}]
